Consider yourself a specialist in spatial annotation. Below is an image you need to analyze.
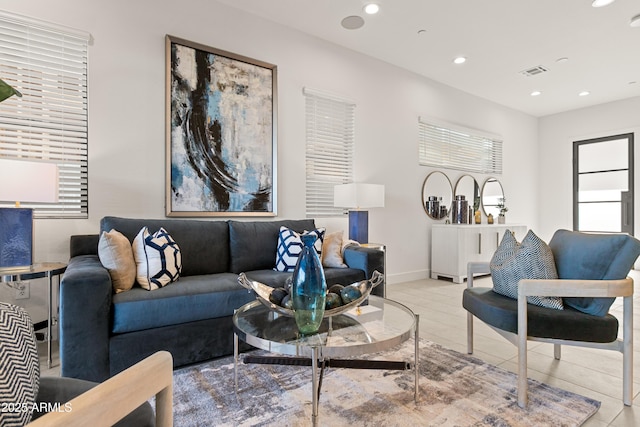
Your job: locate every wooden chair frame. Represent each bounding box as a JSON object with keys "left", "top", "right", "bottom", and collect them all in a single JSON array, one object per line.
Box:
[
  {"left": 28, "top": 351, "right": 173, "bottom": 427},
  {"left": 466, "top": 262, "right": 633, "bottom": 408}
]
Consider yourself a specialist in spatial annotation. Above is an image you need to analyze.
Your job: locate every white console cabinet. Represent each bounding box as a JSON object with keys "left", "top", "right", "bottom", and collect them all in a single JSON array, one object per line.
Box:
[{"left": 431, "top": 224, "right": 527, "bottom": 283}]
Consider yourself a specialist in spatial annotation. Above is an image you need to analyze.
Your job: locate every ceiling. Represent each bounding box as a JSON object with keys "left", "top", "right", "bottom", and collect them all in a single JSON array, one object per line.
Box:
[{"left": 216, "top": 0, "right": 640, "bottom": 117}]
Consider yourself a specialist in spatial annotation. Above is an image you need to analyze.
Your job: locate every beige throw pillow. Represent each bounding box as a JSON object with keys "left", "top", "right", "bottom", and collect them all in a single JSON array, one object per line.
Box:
[
  {"left": 98, "top": 229, "right": 136, "bottom": 293},
  {"left": 321, "top": 230, "right": 348, "bottom": 268}
]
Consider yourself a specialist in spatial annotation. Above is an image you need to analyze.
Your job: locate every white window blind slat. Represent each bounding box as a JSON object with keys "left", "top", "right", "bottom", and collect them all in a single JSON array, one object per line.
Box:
[
  {"left": 304, "top": 88, "right": 355, "bottom": 218},
  {"left": 0, "top": 11, "right": 89, "bottom": 218},
  {"left": 418, "top": 117, "right": 502, "bottom": 174}
]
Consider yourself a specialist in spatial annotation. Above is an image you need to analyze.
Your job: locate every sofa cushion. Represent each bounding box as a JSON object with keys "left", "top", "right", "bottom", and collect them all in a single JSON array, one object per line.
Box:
[
  {"left": 274, "top": 226, "right": 325, "bottom": 272},
  {"left": 132, "top": 227, "right": 182, "bottom": 291},
  {"left": 101, "top": 217, "right": 230, "bottom": 276},
  {"left": 228, "top": 219, "right": 316, "bottom": 273},
  {"left": 549, "top": 229, "right": 640, "bottom": 316},
  {"left": 490, "top": 230, "right": 563, "bottom": 310},
  {"left": 111, "top": 273, "right": 254, "bottom": 333},
  {"left": 98, "top": 229, "right": 136, "bottom": 293}
]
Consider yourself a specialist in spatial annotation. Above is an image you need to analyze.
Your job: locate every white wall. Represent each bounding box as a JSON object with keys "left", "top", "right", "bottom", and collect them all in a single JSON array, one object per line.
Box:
[
  {"left": 3, "top": 0, "right": 539, "bottom": 289},
  {"left": 538, "top": 96, "right": 640, "bottom": 243}
]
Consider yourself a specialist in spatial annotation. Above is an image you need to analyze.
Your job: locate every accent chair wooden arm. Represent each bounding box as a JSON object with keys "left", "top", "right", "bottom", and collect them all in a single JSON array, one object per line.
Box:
[
  {"left": 516, "top": 277, "right": 633, "bottom": 407},
  {"left": 28, "top": 351, "right": 173, "bottom": 427}
]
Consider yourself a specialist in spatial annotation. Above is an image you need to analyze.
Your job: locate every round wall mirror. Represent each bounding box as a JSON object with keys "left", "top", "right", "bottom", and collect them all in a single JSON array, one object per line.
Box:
[
  {"left": 481, "top": 177, "right": 504, "bottom": 218},
  {"left": 422, "top": 171, "right": 453, "bottom": 220},
  {"left": 454, "top": 175, "right": 481, "bottom": 214}
]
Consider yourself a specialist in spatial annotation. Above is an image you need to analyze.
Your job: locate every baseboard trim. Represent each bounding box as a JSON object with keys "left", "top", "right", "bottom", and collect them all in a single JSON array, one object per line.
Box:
[{"left": 386, "top": 270, "right": 429, "bottom": 285}]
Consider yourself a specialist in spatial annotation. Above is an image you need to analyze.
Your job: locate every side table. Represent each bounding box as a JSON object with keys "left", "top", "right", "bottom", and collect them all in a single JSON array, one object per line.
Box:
[{"left": 0, "top": 262, "right": 67, "bottom": 369}]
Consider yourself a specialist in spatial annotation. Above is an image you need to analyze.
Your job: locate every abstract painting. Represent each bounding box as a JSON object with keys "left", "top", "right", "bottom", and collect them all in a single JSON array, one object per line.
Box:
[{"left": 166, "top": 36, "right": 277, "bottom": 216}]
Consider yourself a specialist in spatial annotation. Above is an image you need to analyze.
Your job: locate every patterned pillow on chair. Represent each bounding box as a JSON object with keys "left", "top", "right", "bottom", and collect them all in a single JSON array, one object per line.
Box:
[
  {"left": 0, "top": 302, "right": 40, "bottom": 426},
  {"left": 490, "top": 230, "right": 564, "bottom": 310}
]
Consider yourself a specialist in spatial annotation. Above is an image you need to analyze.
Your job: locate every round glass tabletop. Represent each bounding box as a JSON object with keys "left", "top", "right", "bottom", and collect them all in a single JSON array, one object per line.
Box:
[{"left": 233, "top": 295, "right": 416, "bottom": 359}]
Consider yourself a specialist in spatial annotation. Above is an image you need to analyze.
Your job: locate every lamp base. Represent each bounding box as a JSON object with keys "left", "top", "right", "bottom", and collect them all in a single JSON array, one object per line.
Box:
[
  {"left": 348, "top": 210, "right": 369, "bottom": 244},
  {"left": 0, "top": 208, "right": 33, "bottom": 268}
]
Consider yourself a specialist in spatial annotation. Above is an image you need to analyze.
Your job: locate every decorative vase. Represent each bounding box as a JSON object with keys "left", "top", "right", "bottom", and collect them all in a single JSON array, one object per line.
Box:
[
  {"left": 291, "top": 234, "right": 327, "bottom": 334},
  {"left": 474, "top": 210, "right": 481, "bottom": 224},
  {"left": 498, "top": 214, "right": 505, "bottom": 224},
  {"left": 487, "top": 213, "right": 494, "bottom": 224}
]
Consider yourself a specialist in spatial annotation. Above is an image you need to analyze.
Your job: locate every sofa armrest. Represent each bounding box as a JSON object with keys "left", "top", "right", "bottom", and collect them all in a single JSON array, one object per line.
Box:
[
  {"left": 69, "top": 234, "right": 100, "bottom": 258},
  {"left": 343, "top": 245, "right": 385, "bottom": 297},
  {"left": 59, "top": 255, "right": 113, "bottom": 382}
]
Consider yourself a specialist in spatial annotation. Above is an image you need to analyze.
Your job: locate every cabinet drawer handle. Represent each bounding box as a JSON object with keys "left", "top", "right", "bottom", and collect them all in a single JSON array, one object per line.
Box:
[
  {"left": 478, "top": 233, "right": 482, "bottom": 254},
  {"left": 496, "top": 232, "right": 499, "bottom": 246}
]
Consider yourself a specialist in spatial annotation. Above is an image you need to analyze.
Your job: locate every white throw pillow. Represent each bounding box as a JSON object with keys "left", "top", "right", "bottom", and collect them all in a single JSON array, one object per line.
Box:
[
  {"left": 132, "top": 227, "right": 182, "bottom": 290},
  {"left": 98, "top": 229, "right": 136, "bottom": 293}
]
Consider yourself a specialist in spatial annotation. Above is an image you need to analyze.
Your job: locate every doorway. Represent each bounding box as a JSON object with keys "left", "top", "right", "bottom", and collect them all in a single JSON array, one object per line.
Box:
[{"left": 573, "top": 133, "right": 634, "bottom": 234}]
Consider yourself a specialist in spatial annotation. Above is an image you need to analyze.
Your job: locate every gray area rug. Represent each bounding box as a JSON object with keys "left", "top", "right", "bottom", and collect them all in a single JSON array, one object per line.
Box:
[{"left": 173, "top": 339, "right": 600, "bottom": 426}]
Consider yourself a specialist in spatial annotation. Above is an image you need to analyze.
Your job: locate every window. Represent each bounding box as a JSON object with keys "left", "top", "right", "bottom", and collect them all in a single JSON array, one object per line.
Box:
[
  {"left": 0, "top": 11, "right": 89, "bottom": 218},
  {"left": 418, "top": 117, "right": 502, "bottom": 174},
  {"left": 573, "top": 133, "right": 634, "bottom": 234},
  {"left": 304, "top": 87, "right": 355, "bottom": 217}
]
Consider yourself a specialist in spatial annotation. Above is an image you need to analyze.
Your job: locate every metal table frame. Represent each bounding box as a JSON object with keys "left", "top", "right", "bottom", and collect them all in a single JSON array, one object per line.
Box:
[
  {"left": 233, "top": 296, "right": 419, "bottom": 425},
  {"left": 1, "top": 262, "right": 67, "bottom": 369}
]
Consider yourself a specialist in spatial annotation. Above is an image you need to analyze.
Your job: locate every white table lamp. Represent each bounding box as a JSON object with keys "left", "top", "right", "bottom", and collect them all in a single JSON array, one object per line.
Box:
[{"left": 334, "top": 183, "right": 385, "bottom": 243}]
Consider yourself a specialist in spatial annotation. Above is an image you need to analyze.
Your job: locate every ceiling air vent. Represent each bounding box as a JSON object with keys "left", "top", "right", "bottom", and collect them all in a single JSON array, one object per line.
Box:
[{"left": 519, "top": 66, "right": 548, "bottom": 77}]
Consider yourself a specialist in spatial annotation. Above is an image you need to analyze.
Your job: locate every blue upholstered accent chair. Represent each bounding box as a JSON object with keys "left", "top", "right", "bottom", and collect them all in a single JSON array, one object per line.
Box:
[
  {"left": 463, "top": 229, "right": 640, "bottom": 408},
  {"left": 0, "top": 302, "right": 173, "bottom": 426}
]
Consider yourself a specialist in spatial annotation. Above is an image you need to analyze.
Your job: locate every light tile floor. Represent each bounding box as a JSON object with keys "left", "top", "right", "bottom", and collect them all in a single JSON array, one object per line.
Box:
[
  {"left": 386, "top": 271, "right": 640, "bottom": 427},
  {"left": 39, "top": 272, "right": 640, "bottom": 426}
]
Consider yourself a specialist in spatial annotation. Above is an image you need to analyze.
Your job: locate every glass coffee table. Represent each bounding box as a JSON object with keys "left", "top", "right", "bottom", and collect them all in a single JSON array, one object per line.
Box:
[{"left": 233, "top": 295, "right": 419, "bottom": 425}]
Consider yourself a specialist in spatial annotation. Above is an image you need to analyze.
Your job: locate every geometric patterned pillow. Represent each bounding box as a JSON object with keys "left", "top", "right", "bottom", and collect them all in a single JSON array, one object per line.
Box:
[
  {"left": 274, "top": 226, "right": 325, "bottom": 272},
  {"left": 132, "top": 227, "right": 182, "bottom": 290},
  {"left": 490, "top": 229, "right": 564, "bottom": 310},
  {"left": 0, "top": 302, "right": 40, "bottom": 426}
]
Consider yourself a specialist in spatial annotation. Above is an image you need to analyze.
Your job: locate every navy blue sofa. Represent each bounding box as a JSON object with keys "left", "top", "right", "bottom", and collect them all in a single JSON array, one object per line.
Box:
[{"left": 60, "top": 216, "right": 384, "bottom": 382}]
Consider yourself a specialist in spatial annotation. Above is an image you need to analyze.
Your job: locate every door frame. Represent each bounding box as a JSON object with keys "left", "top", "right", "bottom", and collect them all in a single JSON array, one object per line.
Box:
[{"left": 572, "top": 133, "right": 634, "bottom": 234}]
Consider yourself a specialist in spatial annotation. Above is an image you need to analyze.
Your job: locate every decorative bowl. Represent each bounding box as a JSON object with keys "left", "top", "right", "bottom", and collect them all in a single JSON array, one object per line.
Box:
[{"left": 237, "top": 270, "right": 384, "bottom": 318}]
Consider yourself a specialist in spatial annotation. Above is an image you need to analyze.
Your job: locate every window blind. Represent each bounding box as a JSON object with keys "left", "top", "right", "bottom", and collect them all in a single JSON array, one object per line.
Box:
[
  {"left": 0, "top": 11, "right": 89, "bottom": 218},
  {"left": 304, "top": 87, "right": 355, "bottom": 217},
  {"left": 418, "top": 117, "right": 502, "bottom": 174}
]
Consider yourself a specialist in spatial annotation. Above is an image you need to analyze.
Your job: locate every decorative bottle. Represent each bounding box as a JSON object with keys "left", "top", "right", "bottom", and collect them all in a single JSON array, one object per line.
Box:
[{"left": 291, "top": 234, "right": 327, "bottom": 334}]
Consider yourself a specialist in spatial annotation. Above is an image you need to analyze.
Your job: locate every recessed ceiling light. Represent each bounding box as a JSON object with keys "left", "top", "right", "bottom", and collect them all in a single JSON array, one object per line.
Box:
[
  {"left": 579, "top": 91, "right": 590, "bottom": 96},
  {"left": 341, "top": 16, "right": 365, "bottom": 30},
  {"left": 364, "top": 3, "right": 380, "bottom": 15},
  {"left": 453, "top": 56, "right": 467, "bottom": 65},
  {"left": 417, "top": 29, "right": 427, "bottom": 35},
  {"left": 629, "top": 81, "right": 637, "bottom": 85},
  {"left": 631, "top": 14, "right": 640, "bottom": 28},
  {"left": 556, "top": 57, "right": 569, "bottom": 63},
  {"left": 592, "top": 0, "right": 615, "bottom": 7},
  {"left": 531, "top": 91, "right": 542, "bottom": 96}
]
